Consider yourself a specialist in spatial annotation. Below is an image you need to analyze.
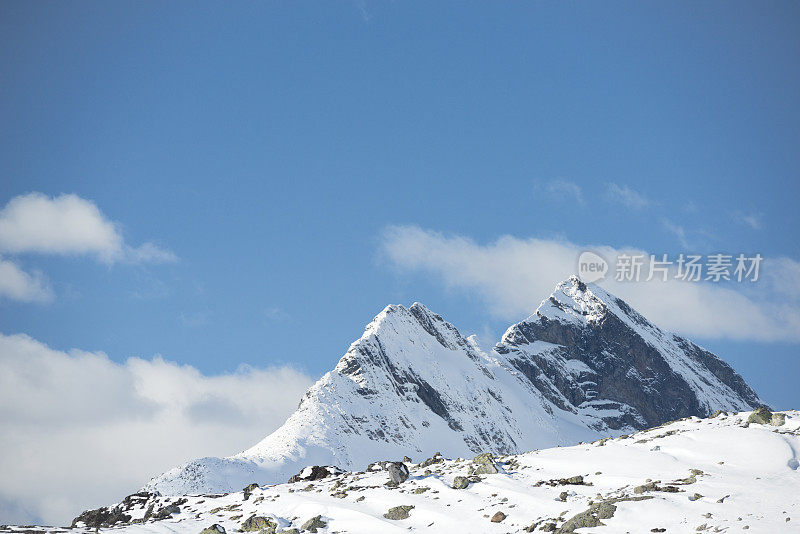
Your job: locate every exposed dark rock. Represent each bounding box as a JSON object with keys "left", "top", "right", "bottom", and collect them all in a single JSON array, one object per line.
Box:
[
  {"left": 287, "top": 466, "right": 341, "bottom": 484},
  {"left": 418, "top": 453, "right": 445, "bottom": 468},
  {"left": 71, "top": 507, "right": 132, "bottom": 529},
  {"left": 452, "top": 476, "right": 470, "bottom": 489},
  {"left": 490, "top": 511, "right": 506, "bottom": 522},
  {"left": 535, "top": 475, "right": 587, "bottom": 487},
  {"left": 387, "top": 462, "right": 410, "bottom": 484},
  {"left": 240, "top": 515, "right": 276, "bottom": 532},
  {"left": 71, "top": 492, "right": 161, "bottom": 528},
  {"left": 384, "top": 505, "right": 414, "bottom": 520},
  {"left": 502, "top": 278, "right": 763, "bottom": 431},
  {"left": 556, "top": 496, "right": 652, "bottom": 533},
  {"left": 748, "top": 406, "right": 773, "bottom": 425},
  {"left": 300, "top": 515, "right": 326, "bottom": 533},
  {"left": 471, "top": 453, "right": 499, "bottom": 475}
]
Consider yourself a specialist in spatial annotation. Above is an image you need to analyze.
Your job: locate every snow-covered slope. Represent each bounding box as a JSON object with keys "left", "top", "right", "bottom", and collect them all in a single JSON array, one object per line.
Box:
[
  {"left": 47, "top": 409, "right": 800, "bottom": 534},
  {"left": 144, "top": 277, "right": 764, "bottom": 495}
]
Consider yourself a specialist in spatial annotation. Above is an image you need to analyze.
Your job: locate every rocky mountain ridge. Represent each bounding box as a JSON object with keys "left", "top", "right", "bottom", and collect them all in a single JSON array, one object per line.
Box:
[{"left": 144, "top": 277, "right": 763, "bottom": 495}]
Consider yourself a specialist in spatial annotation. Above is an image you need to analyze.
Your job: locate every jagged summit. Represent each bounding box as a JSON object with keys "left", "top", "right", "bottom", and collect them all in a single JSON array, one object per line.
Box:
[{"left": 144, "top": 278, "right": 763, "bottom": 495}]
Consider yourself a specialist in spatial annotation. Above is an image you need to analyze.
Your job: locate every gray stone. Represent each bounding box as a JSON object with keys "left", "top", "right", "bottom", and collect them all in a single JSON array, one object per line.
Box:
[
  {"left": 471, "top": 453, "right": 499, "bottom": 475},
  {"left": 384, "top": 505, "right": 414, "bottom": 520},
  {"left": 747, "top": 406, "right": 773, "bottom": 425},
  {"left": 452, "top": 476, "right": 470, "bottom": 489},
  {"left": 387, "top": 462, "right": 410, "bottom": 484},
  {"left": 300, "top": 515, "right": 326, "bottom": 533},
  {"left": 240, "top": 515, "right": 276, "bottom": 532},
  {"left": 490, "top": 511, "right": 506, "bottom": 522}
]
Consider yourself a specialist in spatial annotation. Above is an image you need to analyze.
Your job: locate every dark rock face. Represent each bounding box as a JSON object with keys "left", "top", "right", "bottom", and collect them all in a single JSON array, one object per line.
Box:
[
  {"left": 71, "top": 493, "right": 179, "bottom": 528},
  {"left": 71, "top": 507, "right": 132, "bottom": 529},
  {"left": 499, "top": 277, "right": 763, "bottom": 430},
  {"left": 287, "top": 465, "right": 341, "bottom": 484}
]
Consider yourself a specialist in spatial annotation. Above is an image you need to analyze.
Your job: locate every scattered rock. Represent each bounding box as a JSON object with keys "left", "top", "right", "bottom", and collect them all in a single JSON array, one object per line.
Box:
[
  {"left": 747, "top": 406, "right": 773, "bottom": 425},
  {"left": 556, "top": 496, "right": 652, "bottom": 533},
  {"left": 199, "top": 525, "right": 226, "bottom": 534},
  {"left": 471, "top": 453, "right": 499, "bottom": 475},
  {"left": 452, "top": 476, "right": 470, "bottom": 489},
  {"left": 71, "top": 507, "right": 132, "bottom": 529},
  {"left": 242, "top": 483, "right": 259, "bottom": 500},
  {"left": 288, "top": 466, "right": 341, "bottom": 483},
  {"left": 152, "top": 501, "right": 184, "bottom": 520},
  {"left": 388, "top": 462, "right": 410, "bottom": 484},
  {"left": 240, "top": 515, "right": 276, "bottom": 532},
  {"left": 418, "top": 453, "right": 445, "bottom": 468},
  {"left": 490, "top": 511, "right": 506, "bottom": 523},
  {"left": 535, "top": 475, "right": 588, "bottom": 487},
  {"left": 634, "top": 481, "right": 680, "bottom": 493},
  {"left": 300, "top": 515, "right": 326, "bottom": 533},
  {"left": 384, "top": 505, "right": 414, "bottom": 520}
]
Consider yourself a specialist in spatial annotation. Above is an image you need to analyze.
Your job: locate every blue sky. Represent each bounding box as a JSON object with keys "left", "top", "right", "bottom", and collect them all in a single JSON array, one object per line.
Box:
[
  {"left": 2, "top": 1, "right": 799, "bottom": 404},
  {"left": 2, "top": 2, "right": 800, "bottom": 523}
]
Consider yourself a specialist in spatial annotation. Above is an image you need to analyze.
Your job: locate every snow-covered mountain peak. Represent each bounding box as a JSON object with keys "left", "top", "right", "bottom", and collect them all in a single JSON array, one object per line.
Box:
[
  {"left": 503, "top": 276, "right": 662, "bottom": 347},
  {"left": 532, "top": 276, "right": 609, "bottom": 325},
  {"left": 142, "top": 282, "right": 764, "bottom": 495}
]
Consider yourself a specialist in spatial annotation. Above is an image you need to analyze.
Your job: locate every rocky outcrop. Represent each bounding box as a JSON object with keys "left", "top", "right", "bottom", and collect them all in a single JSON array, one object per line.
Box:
[{"left": 287, "top": 465, "right": 341, "bottom": 484}]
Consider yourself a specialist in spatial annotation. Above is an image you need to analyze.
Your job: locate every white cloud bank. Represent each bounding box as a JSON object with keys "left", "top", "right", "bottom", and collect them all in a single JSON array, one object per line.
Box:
[
  {"left": 0, "top": 257, "right": 52, "bottom": 303},
  {"left": 0, "top": 333, "right": 314, "bottom": 526},
  {"left": 380, "top": 225, "right": 800, "bottom": 343},
  {"left": 0, "top": 193, "right": 176, "bottom": 303},
  {"left": 0, "top": 193, "right": 176, "bottom": 263}
]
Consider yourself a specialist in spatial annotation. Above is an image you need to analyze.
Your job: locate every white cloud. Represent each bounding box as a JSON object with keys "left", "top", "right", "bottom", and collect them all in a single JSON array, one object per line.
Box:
[
  {"left": 0, "top": 193, "right": 176, "bottom": 264},
  {"left": 0, "top": 333, "right": 314, "bottom": 526},
  {"left": 125, "top": 242, "right": 178, "bottom": 264},
  {"left": 534, "top": 179, "right": 584, "bottom": 205},
  {"left": 733, "top": 211, "right": 764, "bottom": 231},
  {"left": 0, "top": 257, "right": 52, "bottom": 303},
  {"left": 662, "top": 218, "right": 690, "bottom": 249},
  {"left": 380, "top": 225, "right": 800, "bottom": 343},
  {"left": 605, "top": 183, "right": 650, "bottom": 209}
]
